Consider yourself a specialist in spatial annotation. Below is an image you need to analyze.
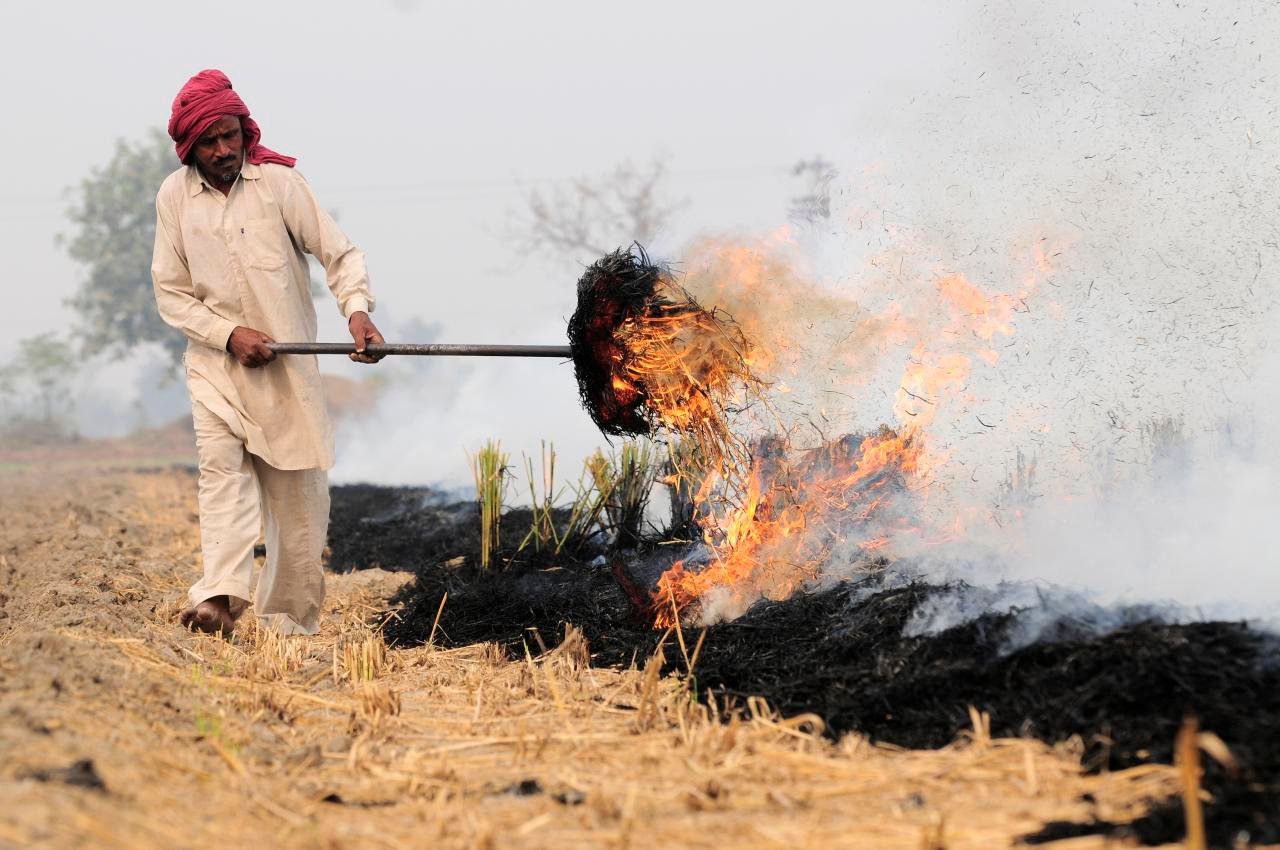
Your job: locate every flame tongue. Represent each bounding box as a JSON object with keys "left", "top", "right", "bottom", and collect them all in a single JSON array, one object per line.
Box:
[
  {"left": 570, "top": 235, "right": 1045, "bottom": 630},
  {"left": 569, "top": 247, "right": 929, "bottom": 629},
  {"left": 652, "top": 427, "right": 923, "bottom": 627},
  {"left": 568, "top": 246, "right": 764, "bottom": 469}
]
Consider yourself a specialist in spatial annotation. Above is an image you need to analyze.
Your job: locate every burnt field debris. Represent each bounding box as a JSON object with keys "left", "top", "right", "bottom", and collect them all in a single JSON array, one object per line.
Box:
[
  {"left": 324, "top": 244, "right": 1279, "bottom": 843},
  {"left": 328, "top": 483, "right": 1280, "bottom": 846},
  {"left": 5, "top": 467, "right": 1210, "bottom": 850}
]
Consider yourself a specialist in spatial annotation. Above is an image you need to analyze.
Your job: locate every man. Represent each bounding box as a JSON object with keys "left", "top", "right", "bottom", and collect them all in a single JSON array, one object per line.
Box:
[{"left": 152, "top": 69, "right": 383, "bottom": 636}]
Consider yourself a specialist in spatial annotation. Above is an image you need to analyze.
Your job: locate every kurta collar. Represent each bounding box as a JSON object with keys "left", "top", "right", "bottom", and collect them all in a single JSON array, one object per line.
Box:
[{"left": 185, "top": 165, "right": 204, "bottom": 197}]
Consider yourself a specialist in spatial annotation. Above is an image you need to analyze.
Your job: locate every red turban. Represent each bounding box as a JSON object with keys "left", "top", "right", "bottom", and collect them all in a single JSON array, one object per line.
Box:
[{"left": 167, "top": 69, "right": 296, "bottom": 168}]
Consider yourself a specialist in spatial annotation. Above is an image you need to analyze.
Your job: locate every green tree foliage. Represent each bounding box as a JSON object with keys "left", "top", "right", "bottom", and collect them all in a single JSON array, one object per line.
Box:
[{"left": 63, "top": 129, "right": 184, "bottom": 361}]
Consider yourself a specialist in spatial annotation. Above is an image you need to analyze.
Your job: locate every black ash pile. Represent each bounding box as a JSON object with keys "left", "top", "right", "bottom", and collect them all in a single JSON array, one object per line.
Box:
[
  {"left": 327, "top": 483, "right": 1280, "bottom": 846},
  {"left": 326, "top": 484, "right": 574, "bottom": 573}
]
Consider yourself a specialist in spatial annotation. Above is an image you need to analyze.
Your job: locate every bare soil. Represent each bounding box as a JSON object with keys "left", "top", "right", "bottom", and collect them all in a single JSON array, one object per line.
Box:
[{"left": 0, "top": 466, "right": 1249, "bottom": 849}]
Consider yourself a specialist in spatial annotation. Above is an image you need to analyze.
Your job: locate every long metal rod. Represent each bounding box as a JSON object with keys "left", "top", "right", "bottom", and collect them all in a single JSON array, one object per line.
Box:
[{"left": 267, "top": 342, "right": 572, "bottom": 358}]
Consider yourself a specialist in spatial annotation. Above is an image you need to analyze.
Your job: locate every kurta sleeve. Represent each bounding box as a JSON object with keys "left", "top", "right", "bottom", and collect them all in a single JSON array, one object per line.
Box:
[
  {"left": 151, "top": 189, "right": 238, "bottom": 352},
  {"left": 279, "top": 170, "right": 376, "bottom": 319}
]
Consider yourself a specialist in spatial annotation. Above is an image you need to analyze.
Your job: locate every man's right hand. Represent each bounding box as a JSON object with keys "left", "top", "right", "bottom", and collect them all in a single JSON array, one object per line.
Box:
[{"left": 227, "top": 326, "right": 277, "bottom": 368}]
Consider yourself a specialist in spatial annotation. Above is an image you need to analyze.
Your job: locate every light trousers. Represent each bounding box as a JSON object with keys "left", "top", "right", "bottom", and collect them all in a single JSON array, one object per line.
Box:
[{"left": 188, "top": 400, "right": 330, "bottom": 635}]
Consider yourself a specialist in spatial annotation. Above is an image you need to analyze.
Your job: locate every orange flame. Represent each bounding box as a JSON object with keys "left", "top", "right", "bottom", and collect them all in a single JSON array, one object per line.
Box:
[
  {"left": 653, "top": 428, "right": 923, "bottom": 626},
  {"left": 610, "top": 286, "right": 765, "bottom": 485},
  {"left": 621, "top": 234, "right": 1059, "bottom": 627}
]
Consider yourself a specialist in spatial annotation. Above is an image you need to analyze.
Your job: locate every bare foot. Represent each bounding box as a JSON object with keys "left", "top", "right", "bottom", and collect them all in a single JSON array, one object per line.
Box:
[{"left": 180, "top": 595, "right": 236, "bottom": 636}]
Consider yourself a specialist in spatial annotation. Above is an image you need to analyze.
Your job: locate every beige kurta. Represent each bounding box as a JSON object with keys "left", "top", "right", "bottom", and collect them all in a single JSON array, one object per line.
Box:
[{"left": 151, "top": 160, "right": 374, "bottom": 470}]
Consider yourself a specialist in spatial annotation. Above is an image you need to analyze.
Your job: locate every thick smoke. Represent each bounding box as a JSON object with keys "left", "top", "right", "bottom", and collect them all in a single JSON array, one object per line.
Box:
[
  {"left": 330, "top": 310, "right": 602, "bottom": 491},
  {"left": 335, "top": 0, "right": 1280, "bottom": 635},
  {"left": 689, "top": 0, "right": 1280, "bottom": 630}
]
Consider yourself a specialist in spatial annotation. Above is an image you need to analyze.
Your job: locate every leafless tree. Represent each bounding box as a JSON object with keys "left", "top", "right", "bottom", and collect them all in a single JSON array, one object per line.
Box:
[{"left": 511, "top": 158, "right": 686, "bottom": 266}]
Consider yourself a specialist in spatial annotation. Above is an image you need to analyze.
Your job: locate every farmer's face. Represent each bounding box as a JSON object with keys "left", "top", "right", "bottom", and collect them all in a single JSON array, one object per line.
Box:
[{"left": 192, "top": 115, "right": 243, "bottom": 185}]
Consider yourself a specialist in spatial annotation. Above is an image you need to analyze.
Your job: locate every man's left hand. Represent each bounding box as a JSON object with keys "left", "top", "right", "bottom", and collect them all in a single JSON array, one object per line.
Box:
[{"left": 348, "top": 312, "right": 385, "bottom": 363}]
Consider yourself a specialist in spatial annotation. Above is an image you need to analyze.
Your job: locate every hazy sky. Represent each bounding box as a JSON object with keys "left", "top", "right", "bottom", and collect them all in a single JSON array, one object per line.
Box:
[
  {"left": 3, "top": 1, "right": 1275, "bottom": 501},
  {"left": 5, "top": 1, "right": 1278, "bottom": 623},
  {"left": 0, "top": 0, "right": 966, "bottom": 471},
  {"left": 3, "top": 0, "right": 964, "bottom": 336}
]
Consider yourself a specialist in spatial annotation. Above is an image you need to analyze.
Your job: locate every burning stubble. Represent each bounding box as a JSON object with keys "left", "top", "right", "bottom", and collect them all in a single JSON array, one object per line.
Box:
[
  {"left": 653, "top": 427, "right": 925, "bottom": 626},
  {"left": 567, "top": 238, "right": 1039, "bottom": 626},
  {"left": 576, "top": 230, "right": 1059, "bottom": 627},
  {"left": 333, "top": 5, "right": 1279, "bottom": 633}
]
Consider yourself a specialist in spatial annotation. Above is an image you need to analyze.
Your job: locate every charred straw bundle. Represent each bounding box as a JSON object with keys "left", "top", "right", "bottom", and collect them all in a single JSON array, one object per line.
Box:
[{"left": 567, "top": 246, "right": 765, "bottom": 468}]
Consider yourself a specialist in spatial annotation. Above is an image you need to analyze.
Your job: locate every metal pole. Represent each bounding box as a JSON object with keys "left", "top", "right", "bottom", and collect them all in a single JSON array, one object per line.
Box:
[{"left": 267, "top": 342, "right": 572, "bottom": 358}]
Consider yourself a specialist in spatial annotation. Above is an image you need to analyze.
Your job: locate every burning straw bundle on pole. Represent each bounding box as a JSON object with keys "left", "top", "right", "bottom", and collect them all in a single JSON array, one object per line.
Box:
[
  {"left": 274, "top": 245, "right": 778, "bottom": 598},
  {"left": 269, "top": 245, "right": 764, "bottom": 468},
  {"left": 566, "top": 247, "right": 765, "bottom": 470}
]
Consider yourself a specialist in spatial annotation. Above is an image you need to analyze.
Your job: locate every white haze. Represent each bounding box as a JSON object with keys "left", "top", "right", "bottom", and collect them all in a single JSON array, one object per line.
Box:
[
  {"left": 5, "top": 1, "right": 1274, "bottom": 631},
  {"left": 0, "top": 1, "right": 966, "bottom": 448},
  {"left": 335, "top": 0, "right": 1280, "bottom": 636},
  {"left": 893, "top": 414, "right": 1280, "bottom": 642},
  {"left": 688, "top": 0, "right": 1280, "bottom": 632},
  {"left": 874, "top": 1, "right": 1280, "bottom": 633}
]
